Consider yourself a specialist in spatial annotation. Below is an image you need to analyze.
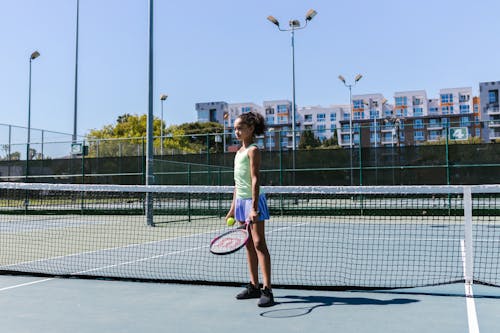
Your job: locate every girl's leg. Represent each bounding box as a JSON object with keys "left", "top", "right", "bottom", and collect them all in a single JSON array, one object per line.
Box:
[
  {"left": 245, "top": 233, "right": 259, "bottom": 287},
  {"left": 250, "top": 221, "right": 271, "bottom": 289}
]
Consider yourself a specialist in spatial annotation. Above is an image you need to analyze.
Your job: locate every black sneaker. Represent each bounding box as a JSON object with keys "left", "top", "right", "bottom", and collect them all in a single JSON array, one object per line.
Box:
[
  {"left": 236, "top": 283, "right": 261, "bottom": 300},
  {"left": 257, "top": 287, "right": 275, "bottom": 307}
]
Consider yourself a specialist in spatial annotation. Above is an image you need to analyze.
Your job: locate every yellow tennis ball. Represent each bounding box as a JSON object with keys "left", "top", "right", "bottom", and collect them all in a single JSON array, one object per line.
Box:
[{"left": 226, "top": 217, "right": 235, "bottom": 226}]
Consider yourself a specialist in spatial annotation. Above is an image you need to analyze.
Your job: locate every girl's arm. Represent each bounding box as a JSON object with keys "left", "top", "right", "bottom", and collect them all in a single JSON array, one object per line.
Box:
[
  {"left": 226, "top": 188, "right": 236, "bottom": 221},
  {"left": 248, "top": 146, "right": 261, "bottom": 222}
]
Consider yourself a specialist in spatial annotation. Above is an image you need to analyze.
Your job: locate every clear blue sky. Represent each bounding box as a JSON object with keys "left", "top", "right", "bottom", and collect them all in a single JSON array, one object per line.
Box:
[{"left": 1, "top": 0, "right": 499, "bottom": 138}]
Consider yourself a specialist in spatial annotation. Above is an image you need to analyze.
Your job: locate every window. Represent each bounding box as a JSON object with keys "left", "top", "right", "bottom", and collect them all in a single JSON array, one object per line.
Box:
[
  {"left": 330, "top": 124, "right": 337, "bottom": 131},
  {"left": 413, "top": 98, "right": 423, "bottom": 105},
  {"left": 414, "top": 108, "right": 423, "bottom": 117},
  {"left": 489, "top": 90, "right": 499, "bottom": 104},
  {"left": 429, "top": 131, "right": 440, "bottom": 140},
  {"left": 459, "top": 105, "right": 470, "bottom": 114},
  {"left": 278, "top": 115, "right": 288, "bottom": 124},
  {"left": 266, "top": 116, "right": 275, "bottom": 124},
  {"left": 414, "top": 131, "right": 425, "bottom": 141},
  {"left": 281, "top": 137, "right": 288, "bottom": 147},
  {"left": 265, "top": 107, "right": 275, "bottom": 115},
  {"left": 304, "top": 114, "right": 313, "bottom": 122},
  {"left": 460, "top": 116, "right": 470, "bottom": 127},
  {"left": 429, "top": 107, "right": 439, "bottom": 114},
  {"left": 459, "top": 94, "right": 470, "bottom": 103},
  {"left": 414, "top": 119, "right": 424, "bottom": 129},
  {"left": 441, "top": 93, "right": 453, "bottom": 104},
  {"left": 369, "top": 110, "right": 379, "bottom": 119},
  {"left": 353, "top": 112, "right": 363, "bottom": 120},
  {"left": 277, "top": 104, "right": 289, "bottom": 113},
  {"left": 343, "top": 112, "right": 350, "bottom": 120},
  {"left": 330, "top": 113, "right": 337, "bottom": 122},
  {"left": 241, "top": 106, "right": 251, "bottom": 113},
  {"left": 441, "top": 118, "right": 449, "bottom": 127},
  {"left": 317, "top": 124, "right": 326, "bottom": 133},
  {"left": 429, "top": 119, "right": 440, "bottom": 127},
  {"left": 395, "top": 96, "right": 408, "bottom": 106},
  {"left": 317, "top": 113, "right": 326, "bottom": 122},
  {"left": 353, "top": 100, "right": 364, "bottom": 109}
]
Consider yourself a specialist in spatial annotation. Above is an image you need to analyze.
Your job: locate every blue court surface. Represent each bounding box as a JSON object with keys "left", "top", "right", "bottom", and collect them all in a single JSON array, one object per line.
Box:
[{"left": 0, "top": 275, "right": 499, "bottom": 333}]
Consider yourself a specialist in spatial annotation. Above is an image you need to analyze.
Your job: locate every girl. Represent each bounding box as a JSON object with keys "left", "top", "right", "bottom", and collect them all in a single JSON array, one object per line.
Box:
[{"left": 226, "top": 111, "right": 273, "bottom": 307}]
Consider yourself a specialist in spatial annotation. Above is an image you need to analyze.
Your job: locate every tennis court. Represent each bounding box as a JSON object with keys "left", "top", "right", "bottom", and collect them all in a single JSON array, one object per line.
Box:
[{"left": 0, "top": 182, "right": 499, "bottom": 332}]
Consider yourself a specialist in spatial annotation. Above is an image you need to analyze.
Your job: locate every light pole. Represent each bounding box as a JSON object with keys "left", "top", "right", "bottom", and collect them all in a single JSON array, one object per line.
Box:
[
  {"left": 338, "top": 74, "right": 362, "bottom": 186},
  {"left": 384, "top": 116, "right": 402, "bottom": 147},
  {"left": 72, "top": 0, "right": 80, "bottom": 146},
  {"left": 338, "top": 74, "right": 363, "bottom": 148},
  {"left": 145, "top": 0, "right": 154, "bottom": 226},
  {"left": 384, "top": 116, "right": 401, "bottom": 185},
  {"left": 267, "top": 127, "right": 275, "bottom": 152},
  {"left": 26, "top": 50, "right": 40, "bottom": 182},
  {"left": 223, "top": 112, "right": 229, "bottom": 153},
  {"left": 267, "top": 9, "right": 317, "bottom": 151},
  {"left": 160, "top": 94, "right": 168, "bottom": 156}
]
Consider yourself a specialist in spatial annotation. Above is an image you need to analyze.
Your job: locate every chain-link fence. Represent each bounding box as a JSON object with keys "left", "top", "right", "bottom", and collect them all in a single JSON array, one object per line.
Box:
[{"left": 1, "top": 124, "right": 499, "bottom": 186}]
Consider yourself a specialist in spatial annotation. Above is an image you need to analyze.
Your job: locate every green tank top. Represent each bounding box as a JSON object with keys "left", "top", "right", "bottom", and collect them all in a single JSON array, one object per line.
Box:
[{"left": 234, "top": 144, "right": 257, "bottom": 199}]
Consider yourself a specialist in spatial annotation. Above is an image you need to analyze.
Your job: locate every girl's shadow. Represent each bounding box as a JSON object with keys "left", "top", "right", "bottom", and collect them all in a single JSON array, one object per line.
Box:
[{"left": 260, "top": 295, "right": 419, "bottom": 318}]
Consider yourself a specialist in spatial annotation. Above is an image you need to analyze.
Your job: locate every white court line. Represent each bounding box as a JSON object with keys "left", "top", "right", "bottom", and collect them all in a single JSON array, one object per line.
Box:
[
  {"left": 76, "top": 222, "right": 311, "bottom": 274},
  {"left": 461, "top": 239, "right": 480, "bottom": 333},
  {"left": 0, "top": 244, "right": 209, "bottom": 292},
  {"left": 0, "top": 278, "right": 54, "bottom": 292},
  {"left": 0, "top": 226, "right": 225, "bottom": 269}
]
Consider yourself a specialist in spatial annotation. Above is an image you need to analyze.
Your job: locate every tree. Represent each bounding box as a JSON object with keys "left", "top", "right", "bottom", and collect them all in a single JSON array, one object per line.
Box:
[
  {"left": 85, "top": 114, "right": 224, "bottom": 157},
  {"left": 177, "top": 122, "right": 224, "bottom": 153},
  {"left": 299, "top": 130, "right": 321, "bottom": 149},
  {"left": 321, "top": 130, "right": 339, "bottom": 148}
]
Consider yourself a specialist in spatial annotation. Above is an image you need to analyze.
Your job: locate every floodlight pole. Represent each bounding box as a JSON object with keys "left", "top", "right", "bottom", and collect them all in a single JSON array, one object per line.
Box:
[
  {"left": 146, "top": 0, "right": 154, "bottom": 226},
  {"left": 267, "top": 9, "right": 317, "bottom": 151},
  {"left": 72, "top": 0, "right": 80, "bottom": 147},
  {"left": 26, "top": 51, "right": 40, "bottom": 182},
  {"left": 338, "top": 74, "right": 362, "bottom": 186},
  {"left": 338, "top": 74, "right": 363, "bottom": 148}
]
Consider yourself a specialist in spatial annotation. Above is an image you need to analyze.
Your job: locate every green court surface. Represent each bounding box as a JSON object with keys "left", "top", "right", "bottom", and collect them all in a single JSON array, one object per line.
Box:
[{"left": 0, "top": 276, "right": 499, "bottom": 333}]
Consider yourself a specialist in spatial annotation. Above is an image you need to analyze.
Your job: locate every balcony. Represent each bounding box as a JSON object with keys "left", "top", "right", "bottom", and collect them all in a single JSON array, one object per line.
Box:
[
  {"left": 486, "top": 106, "right": 500, "bottom": 115},
  {"left": 427, "top": 124, "right": 443, "bottom": 130},
  {"left": 381, "top": 126, "right": 395, "bottom": 133},
  {"left": 489, "top": 130, "right": 500, "bottom": 140},
  {"left": 381, "top": 138, "right": 396, "bottom": 145},
  {"left": 488, "top": 120, "right": 500, "bottom": 128}
]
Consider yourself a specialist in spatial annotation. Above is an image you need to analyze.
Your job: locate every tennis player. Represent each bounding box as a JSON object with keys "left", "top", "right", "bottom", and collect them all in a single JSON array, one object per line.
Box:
[{"left": 225, "top": 111, "right": 274, "bottom": 307}]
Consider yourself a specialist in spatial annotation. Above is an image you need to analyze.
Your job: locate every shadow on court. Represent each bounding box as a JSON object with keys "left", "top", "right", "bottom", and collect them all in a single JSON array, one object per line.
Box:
[{"left": 260, "top": 295, "right": 419, "bottom": 318}]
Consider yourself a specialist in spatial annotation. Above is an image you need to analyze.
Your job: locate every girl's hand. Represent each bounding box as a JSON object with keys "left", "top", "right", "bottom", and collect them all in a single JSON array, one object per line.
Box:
[
  {"left": 249, "top": 209, "right": 259, "bottom": 223},
  {"left": 225, "top": 212, "right": 234, "bottom": 222}
]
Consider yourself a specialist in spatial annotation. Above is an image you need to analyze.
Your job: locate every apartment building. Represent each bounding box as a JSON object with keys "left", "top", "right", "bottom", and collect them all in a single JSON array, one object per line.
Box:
[
  {"left": 195, "top": 83, "right": 494, "bottom": 150},
  {"left": 195, "top": 102, "right": 228, "bottom": 123},
  {"left": 338, "top": 93, "right": 390, "bottom": 148},
  {"left": 299, "top": 105, "right": 348, "bottom": 144},
  {"left": 479, "top": 81, "right": 500, "bottom": 142}
]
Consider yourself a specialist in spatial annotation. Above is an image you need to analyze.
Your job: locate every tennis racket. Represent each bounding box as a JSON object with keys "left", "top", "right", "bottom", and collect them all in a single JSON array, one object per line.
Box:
[{"left": 210, "top": 220, "right": 251, "bottom": 255}]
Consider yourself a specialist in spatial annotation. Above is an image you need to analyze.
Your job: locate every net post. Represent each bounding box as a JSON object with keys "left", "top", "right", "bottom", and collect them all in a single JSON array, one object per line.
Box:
[{"left": 463, "top": 186, "right": 474, "bottom": 286}]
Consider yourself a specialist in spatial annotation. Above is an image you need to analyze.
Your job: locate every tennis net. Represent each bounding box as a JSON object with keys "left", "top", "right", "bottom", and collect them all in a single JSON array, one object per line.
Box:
[{"left": 0, "top": 182, "right": 498, "bottom": 289}]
